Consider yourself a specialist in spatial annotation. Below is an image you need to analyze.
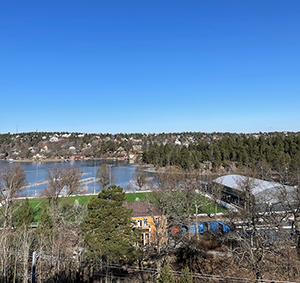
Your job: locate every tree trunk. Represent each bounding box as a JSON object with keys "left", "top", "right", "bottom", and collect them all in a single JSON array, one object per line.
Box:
[
  {"left": 89, "top": 265, "right": 94, "bottom": 283},
  {"left": 3, "top": 200, "right": 10, "bottom": 229},
  {"left": 76, "top": 247, "right": 80, "bottom": 283},
  {"left": 13, "top": 256, "right": 17, "bottom": 283},
  {"left": 214, "top": 202, "right": 217, "bottom": 218},
  {"left": 2, "top": 235, "right": 7, "bottom": 278},
  {"left": 138, "top": 259, "right": 146, "bottom": 283},
  {"left": 294, "top": 214, "right": 300, "bottom": 259},
  {"left": 23, "top": 229, "right": 29, "bottom": 283},
  {"left": 9, "top": 203, "right": 13, "bottom": 229},
  {"left": 188, "top": 214, "right": 191, "bottom": 240},
  {"left": 195, "top": 204, "right": 199, "bottom": 241}
]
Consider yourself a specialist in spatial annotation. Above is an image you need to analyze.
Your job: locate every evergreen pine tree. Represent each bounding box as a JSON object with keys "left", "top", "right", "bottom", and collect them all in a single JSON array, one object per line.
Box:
[
  {"left": 178, "top": 266, "right": 193, "bottom": 283},
  {"left": 81, "top": 185, "right": 141, "bottom": 264},
  {"left": 155, "top": 265, "right": 176, "bottom": 283}
]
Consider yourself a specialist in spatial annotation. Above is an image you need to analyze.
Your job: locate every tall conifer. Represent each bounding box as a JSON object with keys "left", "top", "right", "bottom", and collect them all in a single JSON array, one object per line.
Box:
[{"left": 81, "top": 185, "right": 141, "bottom": 264}]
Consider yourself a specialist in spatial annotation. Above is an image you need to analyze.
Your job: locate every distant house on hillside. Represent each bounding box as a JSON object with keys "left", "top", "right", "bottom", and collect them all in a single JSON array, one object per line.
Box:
[
  {"left": 124, "top": 200, "right": 166, "bottom": 246},
  {"left": 28, "top": 147, "right": 35, "bottom": 153},
  {"left": 49, "top": 136, "right": 59, "bottom": 142},
  {"left": 41, "top": 145, "right": 49, "bottom": 152},
  {"left": 11, "top": 149, "right": 19, "bottom": 156},
  {"left": 62, "top": 133, "right": 71, "bottom": 138}
]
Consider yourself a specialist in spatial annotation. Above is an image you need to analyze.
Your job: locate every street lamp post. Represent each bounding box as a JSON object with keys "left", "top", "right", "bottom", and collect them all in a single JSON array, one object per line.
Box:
[{"left": 32, "top": 251, "right": 44, "bottom": 283}]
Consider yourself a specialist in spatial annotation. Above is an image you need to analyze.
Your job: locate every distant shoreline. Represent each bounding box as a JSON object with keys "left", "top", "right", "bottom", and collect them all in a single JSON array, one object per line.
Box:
[{"left": 1, "top": 156, "right": 127, "bottom": 163}]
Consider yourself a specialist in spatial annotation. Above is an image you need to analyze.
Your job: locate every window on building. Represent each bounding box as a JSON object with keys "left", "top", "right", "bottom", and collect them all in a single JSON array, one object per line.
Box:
[
  {"left": 144, "top": 218, "right": 148, "bottom": 227},
  {"left": 138, "top": 220, "right": 143, "bottom": 227},
  {"left": 145, "top": 234, "right": 149, "bottom": 244}
]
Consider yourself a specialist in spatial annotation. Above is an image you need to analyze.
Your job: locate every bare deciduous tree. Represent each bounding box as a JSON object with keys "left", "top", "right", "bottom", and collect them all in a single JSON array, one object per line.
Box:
[
  {"left": 223, "top": 168, "right": 300, "bottom": 281},
  {"left": 96, "top": 163, "right": 116, "bottom": 189},
  {"left": 255, "top": 160, "right": 272, "bottom": 181},
  {"left": 276, "top": 162, "right": 300, "bottom": 259},
  {"left": 14, "top": 225, "right": 33, "bottom": 283},
  {"left": 42, "top": 165, "right": 82, "bottom": 225},
  {"left": 132, "top": 165, "right": 148, "bottom": 191},
  {"left": 180, "top": 170, "right": 200, "bottom": 240},
  {"left": 62, "top": 165, "right": 83, "bottom": 199},
  {"left": 147, "top": 166, "right": 182, "bottom": 271},
  {"left": 0, "top": 163, "right": 27, "bottom": 229},
  {"left": 209, "top": 175, "right": 224, "bottom": 218},
  {"left": 233, "top": 170, "right": 258, "bottom": 211}
]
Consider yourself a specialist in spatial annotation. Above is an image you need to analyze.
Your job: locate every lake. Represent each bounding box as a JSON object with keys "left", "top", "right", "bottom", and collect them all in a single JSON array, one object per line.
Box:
[{"left": 0, "top": 159, "right": 138, "bottom": 196}]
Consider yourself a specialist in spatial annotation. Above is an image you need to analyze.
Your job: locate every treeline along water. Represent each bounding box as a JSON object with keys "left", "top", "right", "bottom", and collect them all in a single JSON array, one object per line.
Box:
[
  {"left": 142, "top": 134, "right": 300, "bottom": 170},
  {"left": 0, "top": 160, "right": 137, "bottom": 197}
]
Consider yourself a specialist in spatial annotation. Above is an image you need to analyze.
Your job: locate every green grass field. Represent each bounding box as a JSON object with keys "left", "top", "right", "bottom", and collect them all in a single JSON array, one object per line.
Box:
[
  {"left": 27, "top": 192, "right": 147, "bottom": 208},
  {"left": 197, "top": 195, "right": 228, "bottom": 214},
  {"left": 20, "top": 191, "right": 227, "bottom": 222},
  {"left": 24, "top": 192, "right": 148, "bottom": 222}
]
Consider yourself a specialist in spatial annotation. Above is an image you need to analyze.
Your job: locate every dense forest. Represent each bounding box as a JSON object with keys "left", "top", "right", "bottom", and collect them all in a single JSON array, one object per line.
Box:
[{"left": 142, "top": 134, "right": 300, "bottom": 172}]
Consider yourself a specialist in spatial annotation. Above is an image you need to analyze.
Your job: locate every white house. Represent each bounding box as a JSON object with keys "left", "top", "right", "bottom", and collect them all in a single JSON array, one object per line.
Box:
[{"left": 50, "top": 136, "right": 59, "bottom": 142}]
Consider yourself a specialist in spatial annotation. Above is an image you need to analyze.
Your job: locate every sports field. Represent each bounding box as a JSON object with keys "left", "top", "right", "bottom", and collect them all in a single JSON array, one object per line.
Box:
[
  {"left": 22, "top": 192, "right": 147, "bottom": 222},
  {"left": 16, "top": 192, "right": 227, "bottom": 222}
]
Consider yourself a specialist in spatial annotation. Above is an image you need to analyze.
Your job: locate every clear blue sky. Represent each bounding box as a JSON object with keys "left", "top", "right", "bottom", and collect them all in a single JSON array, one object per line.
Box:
[{"left": 1, "top": 0, "right": 299, "bottom": 134}]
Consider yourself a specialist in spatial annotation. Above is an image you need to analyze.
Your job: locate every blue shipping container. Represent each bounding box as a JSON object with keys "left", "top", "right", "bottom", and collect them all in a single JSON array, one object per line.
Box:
[
  {"left": 208, "top": 221, "right": 220, "bottom": 232},
  {"left": 197, "top": 222, "right": 204, "bottom": 234},
  {"left": 216, "top": 220, "right": 231, "bottom": 234}
]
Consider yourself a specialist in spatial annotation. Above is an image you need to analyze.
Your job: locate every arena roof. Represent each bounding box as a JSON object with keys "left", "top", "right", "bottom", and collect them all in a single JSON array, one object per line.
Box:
[{"left": 214, "top": 174, "right": 295, "bottom": 204}]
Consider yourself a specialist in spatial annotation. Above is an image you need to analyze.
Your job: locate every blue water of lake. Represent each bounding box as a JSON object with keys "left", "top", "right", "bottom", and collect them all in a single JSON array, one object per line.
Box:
[{"left": 0, "top": 159, "right": 137, "bottom": 197}]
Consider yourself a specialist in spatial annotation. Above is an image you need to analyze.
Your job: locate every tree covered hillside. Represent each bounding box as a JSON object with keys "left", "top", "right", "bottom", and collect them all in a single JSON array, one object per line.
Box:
[{"left": 142, "top": 134, "right": 300, "bottom": 172}]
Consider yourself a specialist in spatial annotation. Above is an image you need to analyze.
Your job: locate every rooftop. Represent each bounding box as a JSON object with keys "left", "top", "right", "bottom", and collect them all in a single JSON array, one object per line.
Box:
[
  {"left": 214, "top": 174, "right": 295, "bottom": 204},
  {"left": 124, "top": 200, "right": 161, "bottom": 217}
]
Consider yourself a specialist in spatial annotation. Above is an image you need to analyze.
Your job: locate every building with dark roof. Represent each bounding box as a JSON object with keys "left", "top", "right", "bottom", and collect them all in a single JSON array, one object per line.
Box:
[{"left": 124, "top": 200, "right": 166, "bottom": 245}]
